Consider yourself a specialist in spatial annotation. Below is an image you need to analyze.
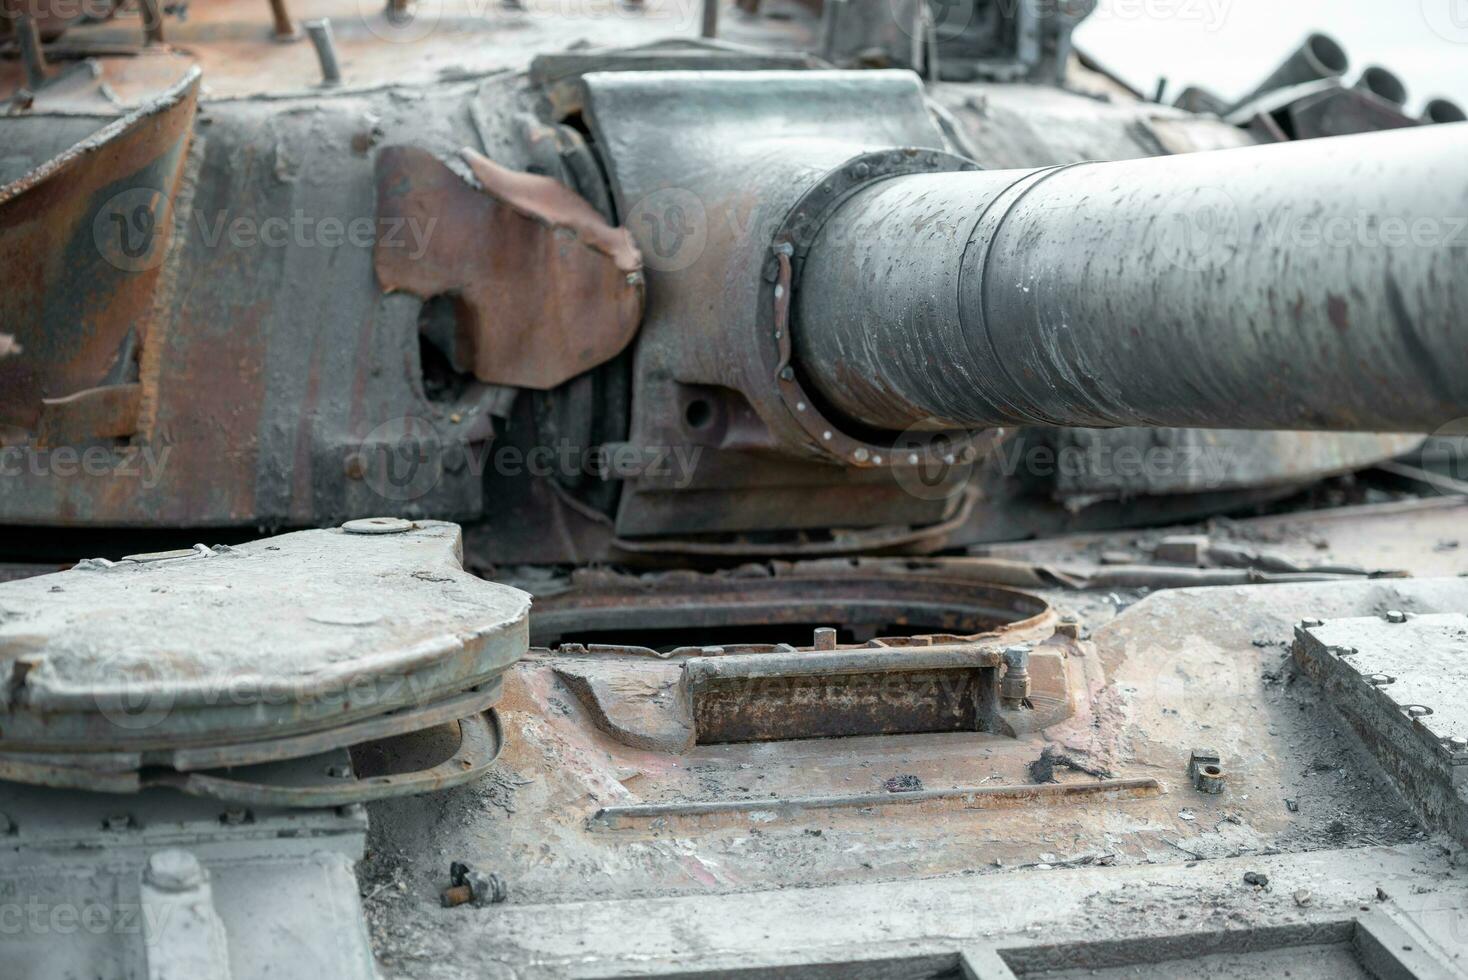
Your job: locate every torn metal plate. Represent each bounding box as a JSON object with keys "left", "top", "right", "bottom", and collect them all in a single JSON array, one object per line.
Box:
[{"left": 0, "top": 521, "right": 530, "bottom": 754}]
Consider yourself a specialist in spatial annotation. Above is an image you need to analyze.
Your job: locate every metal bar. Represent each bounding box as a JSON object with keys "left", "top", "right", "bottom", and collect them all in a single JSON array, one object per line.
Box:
[
  {"left": 700, "top": 0, "right": 717, "bottom": 38},
  {"left": 793, "top": 123, "right": 1468, "bottom": 435},
  {"left": 685, "top": 645, "right": 1002, "bottom": 685},
  {"left": 267, "top": 0, "right": 297, "bottom": 39},
  {"left": 138, "top": 0, "right": 166, "bottom": 44},
  {"left": 589, "top": 777, "right": 1163, "bottom": 828},
  {"left": 14, "top": 13, "right": 48, "bottom": 90},
  {"left": 303, "top": 18, "right": 341, "bottom": 85}
]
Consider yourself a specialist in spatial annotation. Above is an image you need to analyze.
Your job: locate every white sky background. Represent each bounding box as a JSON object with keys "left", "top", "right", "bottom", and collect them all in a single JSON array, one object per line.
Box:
[{"left": 1073, "top": 0, "right": 1468, "bottom": 113}]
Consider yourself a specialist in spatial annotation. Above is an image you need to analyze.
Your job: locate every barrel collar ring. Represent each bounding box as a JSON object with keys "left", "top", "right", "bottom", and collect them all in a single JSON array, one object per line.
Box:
[{"left": 760, "top": 147, "right": 1001, "bottom": 469}]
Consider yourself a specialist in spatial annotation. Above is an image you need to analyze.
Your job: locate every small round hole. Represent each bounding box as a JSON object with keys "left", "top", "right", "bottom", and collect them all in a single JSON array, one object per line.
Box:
[
  {"left": 1202, "top": 765, "right": 1223, "bottom": 777},
  {"left": 684, "top": 399, "right": 714, "bottom": 430}
]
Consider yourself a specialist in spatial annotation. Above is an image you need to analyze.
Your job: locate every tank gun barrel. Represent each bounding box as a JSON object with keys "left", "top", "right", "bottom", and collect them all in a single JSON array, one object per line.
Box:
[{"left": 793, "top": 123, "right": 1468, "bottom": 434}]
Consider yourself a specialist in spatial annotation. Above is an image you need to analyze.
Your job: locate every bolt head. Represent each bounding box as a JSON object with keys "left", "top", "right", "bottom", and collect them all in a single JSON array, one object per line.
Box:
[
  {"left": 1447, "top": 736, "right": 1468, "bottom": 751},
  {"left": 146, "top": 850, "right": 205, "bottom": 892},
  {"left": 1385, "top": 610, "right": 1408, "bottom": 624}
]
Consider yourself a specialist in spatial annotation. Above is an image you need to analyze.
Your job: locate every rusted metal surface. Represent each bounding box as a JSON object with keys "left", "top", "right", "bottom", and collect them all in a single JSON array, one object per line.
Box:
[
  {"left": 0, "top": 67, "right": 198, "bottom": 434},
  {"left": 528, "top": 562, "right": 1054, "bottom": 649},
  {"left": 374, "top": 145, "right": 644, "bottom": 390},
  {"left": 2, "top": 0, "right": 120, "bottom": 41},
  {"left": 34, "top": 382, "right": 141, "bottom": 446},
  {"left": 523, "top": 563, "right": 1065, "bottom": 751},
  {"left": 688, "top": 649, "right": 1005, "bottom": 743},
  {"left": 588, "top": 777, "right": 1163, "bottom": 831},
  {"left": 174, "top": 709, "right": 504, "bottom": 807},
  {"left": 582, "top": 69, "right": 969, "bottom": 537},
  {"left": 0, "top": 707, "right": 505, "bottom": 806}
]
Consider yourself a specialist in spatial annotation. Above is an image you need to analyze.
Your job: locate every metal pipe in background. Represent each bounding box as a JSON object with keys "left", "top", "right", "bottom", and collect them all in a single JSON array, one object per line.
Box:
[
  {"left": 1353, "top": 65, "right": 1407, "bottom": 107},
  {"left": 267, "top": 0, "right": 297, "bottom": 39},
  {"left": 139, "top": 0, "right": 165, "bottom": 44},
  {"left": 793, "top": 123, "right": 1468, "bottom": 435},
  {"left": 304, "top": 18, "right": 342, "bottom": 85},
  {"left": 701, "top": 0, "right": 717, "bottom": 38},
  {"left": 1228, "top": 32, "right": 1348, "bottom": 112},
  {"left": 14, "top": 13, "right": 47, "bottom": 89},
  {"left": 1424, "top": 98, "right": 1467, "bottom": 124}
]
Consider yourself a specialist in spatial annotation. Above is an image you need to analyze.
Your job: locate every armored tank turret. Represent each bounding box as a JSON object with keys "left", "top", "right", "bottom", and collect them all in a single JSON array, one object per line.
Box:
[{"left": 2, "top": 2, "right": 1466, "bottom": 976}]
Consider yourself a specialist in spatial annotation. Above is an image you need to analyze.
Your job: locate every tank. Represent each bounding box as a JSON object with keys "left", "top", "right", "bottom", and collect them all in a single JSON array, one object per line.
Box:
[{"left": 2, "top": 2, "right": 1467, "bottom": 977}]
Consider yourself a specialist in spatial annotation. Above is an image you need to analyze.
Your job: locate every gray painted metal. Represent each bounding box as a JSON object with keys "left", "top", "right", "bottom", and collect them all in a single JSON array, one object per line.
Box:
[
  {"left": 794, "top": 123, "right": 1468, "bottom": 434},
  {"left": 0, "top": 521, "right": 529, "bottom": 752},
  {"left": 0, "top": 757, "right": 374, "bottom": 980},
  {"left": 1294, "top": 612, "right": 1468, "bottom": 845},
  {"left": 1228, "top": 32, "right": 1350, "bottom": 113}
]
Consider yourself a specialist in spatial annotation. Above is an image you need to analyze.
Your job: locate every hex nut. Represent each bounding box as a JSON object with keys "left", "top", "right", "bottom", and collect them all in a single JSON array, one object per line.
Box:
[
  {"left": 146, "top": 850, "right": 206, "bottom": 892},
  {"left": 1189, "top": 749, "right": 1224, "bottom": 794}
]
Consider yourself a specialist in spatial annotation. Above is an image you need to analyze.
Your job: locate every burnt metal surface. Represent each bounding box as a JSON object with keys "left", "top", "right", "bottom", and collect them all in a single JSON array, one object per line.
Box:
[
  {"left": 687, "top": 647, "right": 1006, "bottom": 743},
  {"left": 360, "top": 550, "right": 1468, "bottom": 975},
  {"left": 2, "top": 8, "right": 1468, "bottom": 978},
  {"left": 794, "top": 123, "right": 1468, "bottom": 434},
  {"left": 374, "top": 145, "right": 644, "bottom": 390},
  {"left": 0, "top": 521, "right": 529, "bottom": 752},
  {"left": 0, "top": 68, "right": 198, "bottom": 435},
  {"left": 579, "top": 68, "right": 975, "bottom": 537}
]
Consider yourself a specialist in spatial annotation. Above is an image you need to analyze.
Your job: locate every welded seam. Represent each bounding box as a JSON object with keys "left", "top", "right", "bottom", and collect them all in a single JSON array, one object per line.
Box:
[{"left": 959, "top": 162, "right": 1093, "bottom": 427}]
